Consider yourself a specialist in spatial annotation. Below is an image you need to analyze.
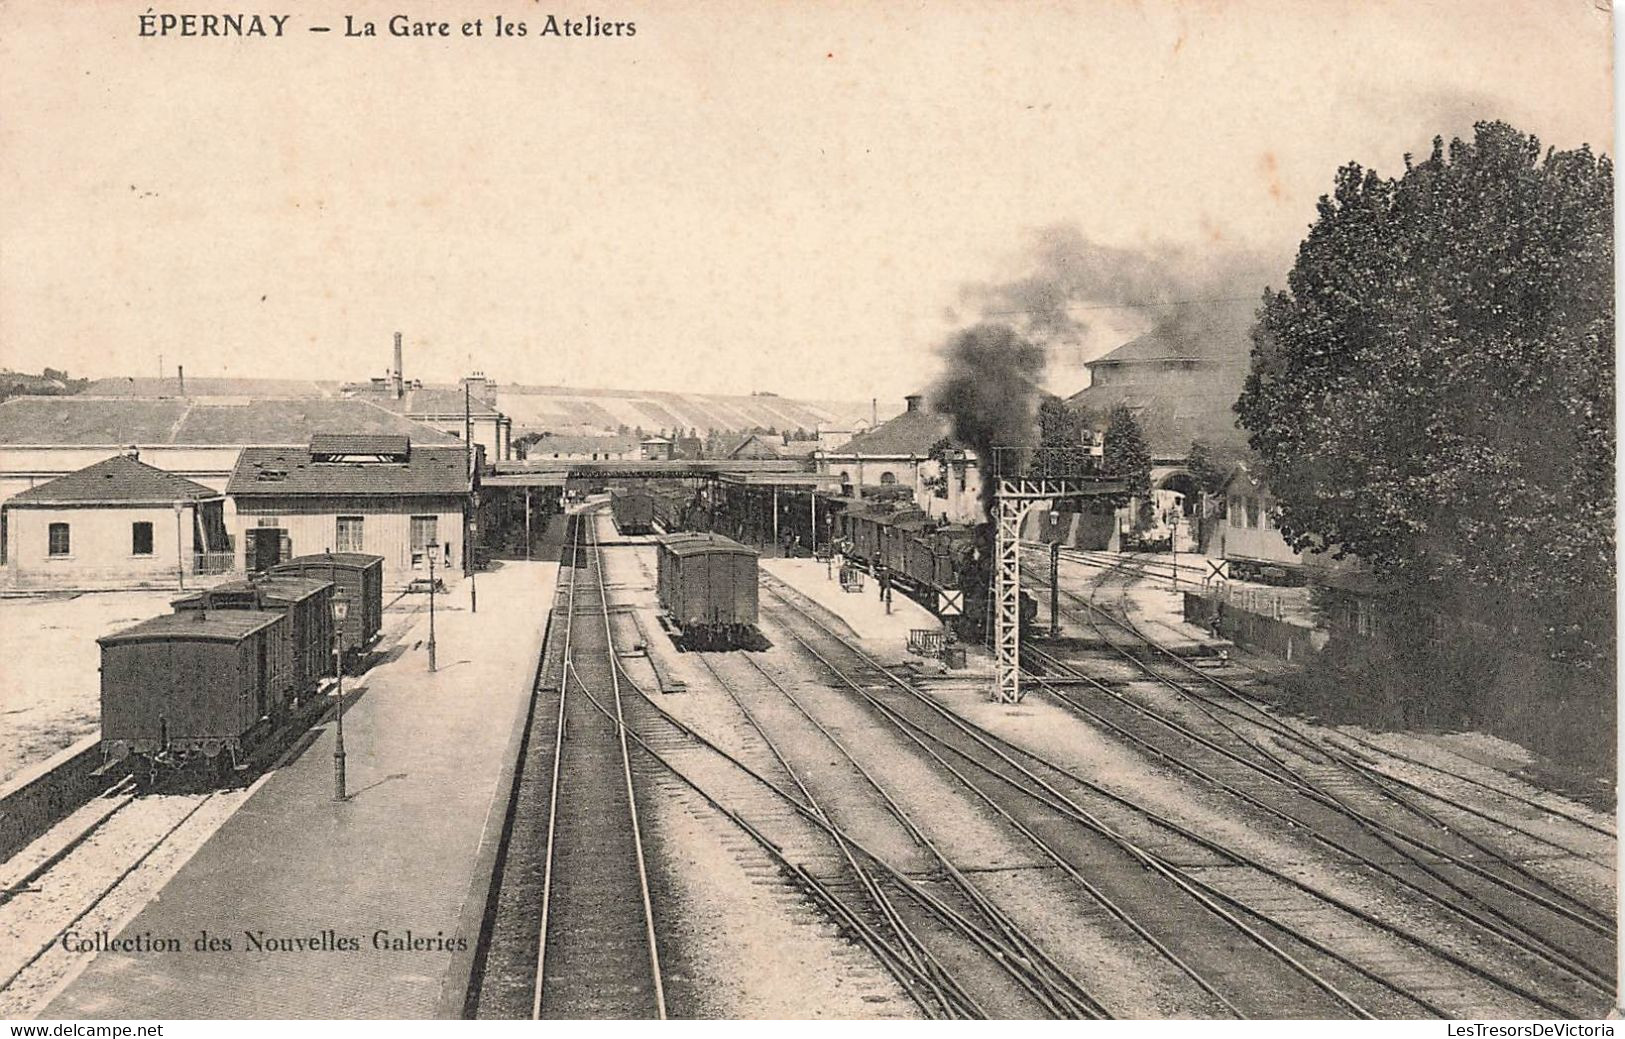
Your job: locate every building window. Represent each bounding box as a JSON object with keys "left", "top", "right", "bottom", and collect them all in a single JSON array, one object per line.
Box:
[
  {"left": 48, "top": 522, "right": 70, "bottom": 556},
  {"left": 410, "top": 515, "right": 438, "bottom": 569},
  {"left": 1228, "top": 497, "right": 1243, "bottom": 527},
  {"left": 879, "top": 472, "right": 897, "bottom": 485},
  {"left": 132, "top": 521, "right": 154, "bottom": 556},
  {"left": 1246, "top": 497, "right": 1261, "bottom": 529},
  {"left": 336, "top": 516, "right": 364, "bottom": 553}
]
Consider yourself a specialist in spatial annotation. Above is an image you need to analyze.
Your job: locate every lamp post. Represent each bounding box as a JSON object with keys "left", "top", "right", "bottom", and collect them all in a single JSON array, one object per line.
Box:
[
  {"left": 426, "top": 540, "right": 439, "bottom": 672},
  {"left": 173, "top": 501, "right": 186, "bottom": 590},
  {"left": 330, "top": 583, "right": 350, "bottom": 803}
]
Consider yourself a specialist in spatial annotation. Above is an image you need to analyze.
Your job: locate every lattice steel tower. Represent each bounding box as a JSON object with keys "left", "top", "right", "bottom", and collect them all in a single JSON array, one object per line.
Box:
[{"left": 989, "top": 447, "right": 1123, "bottom": 704}]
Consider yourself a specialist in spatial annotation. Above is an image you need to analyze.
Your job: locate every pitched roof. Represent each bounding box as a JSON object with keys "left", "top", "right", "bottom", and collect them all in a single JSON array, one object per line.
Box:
[
  {"left": 727, "top": 433, "right": 782, "bottom": 459},
  {"left": 6, "top": 454, "right": 220, "bottom": 506},
  {"left": 520, "top": 435, "right": 640, "bottom": 457},
  {"left": 1086, "top": 311, "right": 1256, "bottom": 369},
  {"left": 227, "top": 445, "right": 471, "bottom": 498},
  {"left": 1067, "top": 376, "right": 1250, "bottom": 459},
  {"left": 825, "top": 405, "right": 956, "bottom": 457},
  {"left": 0, "top": 397, "right": 461, "bottom": 446},
  {"left": 309, "top": 433, "right": 411, "bottom": 457}
]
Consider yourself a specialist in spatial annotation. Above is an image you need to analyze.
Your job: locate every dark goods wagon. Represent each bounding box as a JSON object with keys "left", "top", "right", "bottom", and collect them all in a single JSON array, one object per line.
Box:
[
  {"left": 656, "top": 533, "right": 759, "bottom": 649},
  {"left": 173, "top": 576, "right": 335, "bottom": 700},
  {"left": 610, "top": 488, "right": 656, "bottom": 535},
  {"left": 270, "top": 553, "right": 384, "bottom": 659},
  {"left": 99, "top": 611, "right": 291, "bottom": 772}
]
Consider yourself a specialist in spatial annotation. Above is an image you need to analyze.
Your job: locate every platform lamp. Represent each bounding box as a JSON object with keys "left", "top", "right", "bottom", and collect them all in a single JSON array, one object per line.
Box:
[
  {"left": 330, "top": 581, "right": 351, "bottom": 803},
  {"left": 426, "top": 540, "right": 439, "bottom": 673}
]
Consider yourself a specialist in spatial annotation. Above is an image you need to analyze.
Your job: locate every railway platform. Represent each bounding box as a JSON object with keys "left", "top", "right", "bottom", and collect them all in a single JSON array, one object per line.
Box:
[
  {"left": 42, "top": 560, "right": 559, "bottom": 1020},
  {"left": 759, "top": 558, "right": 939, "bottom": 643}
]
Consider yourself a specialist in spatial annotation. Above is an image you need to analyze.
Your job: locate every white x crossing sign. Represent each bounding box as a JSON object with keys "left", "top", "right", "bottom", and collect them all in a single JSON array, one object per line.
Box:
[
  {"left": 938, "top": 589, "right": 964, "bottom": 617},
  {"left": 1206, "top": 559, "right": 1229, "bottom": 582}
]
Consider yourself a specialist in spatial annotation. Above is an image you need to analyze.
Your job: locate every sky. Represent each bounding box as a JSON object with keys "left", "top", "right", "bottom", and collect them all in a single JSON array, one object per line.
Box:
[{"left": 0, "top": 0, "right": 1613, "bottom": 404}]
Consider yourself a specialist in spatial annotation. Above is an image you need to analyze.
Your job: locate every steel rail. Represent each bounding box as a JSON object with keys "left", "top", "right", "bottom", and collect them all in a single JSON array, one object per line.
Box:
[
  {"left": 1007, "top": 647, "right": 1583, "bottom": 1017},
  {"left": 1039, "top": 554, "right": 1617, "bottom": 941},
  {"left": 1044, "top": 547, "right": 1617, "bottom": 839},
  {"left": 759, "top": 577, "right": 1381, "bottom": 1019},
  {"left": 693, "top": 654, "right": 986, "bottom": 1019},
  {"left": 0, "top": 789, "right": 219, "bottom": 997},
  {"left": 568, "top": 638, "right": 1097, "bottom": 1019},
  {"left": 721, "top": 651, "right": 1109, "bottom": 1019},
  {"left": 529, "top": 512, "right": 584, "bottom": 1020},
  {"left": 583, "top": 512, "right": 669, "bottom": 1019}
]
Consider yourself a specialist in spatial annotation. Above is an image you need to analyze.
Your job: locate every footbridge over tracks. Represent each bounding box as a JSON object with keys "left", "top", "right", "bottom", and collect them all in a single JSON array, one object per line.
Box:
[{"left": 478, "top": 459, "right": 843, "bottom": 561}]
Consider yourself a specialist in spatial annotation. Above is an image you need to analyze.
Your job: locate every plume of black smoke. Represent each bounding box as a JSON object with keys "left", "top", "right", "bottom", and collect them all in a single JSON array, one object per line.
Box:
[
  {"left": 955, "top": 223, "right": 1280, "bottom": 372},
  {"left": 929, "top": 323, "right": 1046, "bottom": 513}
]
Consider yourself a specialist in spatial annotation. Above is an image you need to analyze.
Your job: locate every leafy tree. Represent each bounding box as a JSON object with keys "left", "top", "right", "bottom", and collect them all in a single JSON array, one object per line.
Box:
[
  {"left": 1184, "top": 438, "right": 1239, "bottom": 508},
  {"left": 1236, "top": 122, "right": 1613, "bottom": 665},
  {"left": 1102, "top": 404, "right": 1152, "bottom": 512},
  {"left": 1029, "top": 395, "right": 1094, "bottom": 477}
]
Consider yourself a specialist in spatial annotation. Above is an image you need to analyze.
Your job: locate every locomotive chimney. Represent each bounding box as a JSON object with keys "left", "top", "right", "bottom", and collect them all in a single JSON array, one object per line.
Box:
[
  {"left": 392, "top": 332, "right": 404, "bottom": 400},
  {"left": 904, "top": 393, "right": 922, "bottom": 413}
]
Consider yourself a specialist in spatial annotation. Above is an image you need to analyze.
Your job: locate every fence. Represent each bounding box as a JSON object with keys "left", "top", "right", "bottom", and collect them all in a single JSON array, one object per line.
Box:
[
  {"left": 193, "top": 550, "right": 237, "bottom": 575},
  {"left": 1209, "top": 581, "right": 1289, "bottom": 620}
]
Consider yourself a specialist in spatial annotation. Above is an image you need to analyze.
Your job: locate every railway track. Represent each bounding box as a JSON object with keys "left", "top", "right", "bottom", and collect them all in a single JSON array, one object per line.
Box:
[
  {"left": 470, "top": 508, "right": 667, "bottom": 1019},
  {"left": 758, "top": 572, "right": 1625, "bottom": 1018},
  {"left": 0, "top": 780, "right": 224, "bottom": 1009},
  {"left": 587, "top": 520, "right": 1127, "bottom": 1017},
  {"left": 755, "top": 574, "right": 1455, "bottom": 1018},
  {"left": 1016, "top": 548, "right": 1616, "bottom": 1016},
  {"left": 1039, "top": 546, "right": 1617, "bottom": 841},
  {"left": 537, "top": 511, "right": 667, "bottom": 1018},
  {"left": 692, "top": 650, "right": 1113, "bottom": 1018}
]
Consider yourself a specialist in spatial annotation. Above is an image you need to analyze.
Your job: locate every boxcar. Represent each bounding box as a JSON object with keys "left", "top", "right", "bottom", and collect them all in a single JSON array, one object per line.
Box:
[
  {"left": 173, "top": 576, "right": 335, "bottom": 700},
  {"left": 611, "top": 488, "right": 656, "bottom": 535},
  {"left": 656, "top": 533, "right": 759, "bottom": 648},
  {"left": 270, "top": 553, "right": 384, "bottom": 657},
  {"left": 99, "top": 610, "right": 290, "bottom": 768}
]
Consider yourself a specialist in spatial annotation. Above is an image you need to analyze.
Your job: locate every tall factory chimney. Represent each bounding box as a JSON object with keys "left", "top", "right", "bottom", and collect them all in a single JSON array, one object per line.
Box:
[
  {"left": 177, "top": 365, "right": 186, "bottom": 397},
  {"left": 392, "top": 332, "right": 405, "bottom": 399}
]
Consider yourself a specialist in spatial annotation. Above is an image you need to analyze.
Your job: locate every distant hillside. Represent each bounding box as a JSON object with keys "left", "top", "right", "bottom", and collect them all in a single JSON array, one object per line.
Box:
[
  {"left": 0, "top": 368, "right": 86, "bottom": 400},
  {"left": 61, "top": 373, "right": 888, "bottom": 437},
  {"left": 496, "top": 385, "right": 885, "bottom": 437}
]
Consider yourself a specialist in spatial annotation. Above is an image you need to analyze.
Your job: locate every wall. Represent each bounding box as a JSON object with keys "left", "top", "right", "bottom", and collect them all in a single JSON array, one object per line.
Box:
[
  {"left": 232, "top": 495, "right": 465, "bottom": 588},
  {"left": 419, "top": 416, "right": 504, "bottom": 462},
  {"left": 915, "top": 458, "right": 985, "bottom": 525},
  {"left": 0, "top": 445, "right": 249, "bottom": 502},
  {"left": 1183, "top": 592, "right": 1328, "bottom": 662},
  {"left": 5, "top": 502, "right": 202, "bottom": 590}
]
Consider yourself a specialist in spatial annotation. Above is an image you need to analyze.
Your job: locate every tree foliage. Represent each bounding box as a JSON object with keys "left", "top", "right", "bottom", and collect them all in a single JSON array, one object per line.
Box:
[
  {"left": 1102, "top": 404, "right": 1152, "bottom": 509},
  {"left": 1028, "top": 395, "right": 1095, "bottom": 478},
  {"left": 1235, "top": 121, "right": 1614, "bottom": 664},
  {"left": 1184, "top": 439, "right": 1234, "bottom": 498}
]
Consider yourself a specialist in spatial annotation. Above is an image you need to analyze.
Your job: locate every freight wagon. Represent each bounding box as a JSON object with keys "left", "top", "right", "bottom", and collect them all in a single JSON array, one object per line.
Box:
[
  {"left": 99, "top": 610, "right": 291, "bottom": 772},
  {"left": 840, "top": 506, "right": 975, "bottom": 612},
  {"left": 610, "top": 488, "right": 657, "bottom": 535},
  {"left": 655, "top": 532, "right": 759, "bottom": 649},
  {"left": 269, "top": 553, "right": 384, "bottom": 661},
  {"left": 173, "top": 576, "right": 335, "bottom": 701}
]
